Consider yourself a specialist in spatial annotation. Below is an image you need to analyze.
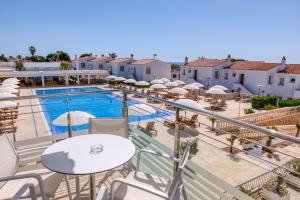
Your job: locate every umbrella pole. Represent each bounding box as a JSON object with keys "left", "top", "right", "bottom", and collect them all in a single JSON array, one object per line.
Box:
[
  {"left": 66, "top": 95, "right": 72, "bottom": 138},
  {"left": 174, "top": 107, "right": 180, "bottom": 175}
]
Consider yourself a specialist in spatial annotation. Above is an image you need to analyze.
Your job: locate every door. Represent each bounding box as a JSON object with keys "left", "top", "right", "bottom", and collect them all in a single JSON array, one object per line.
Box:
[
  {"left": 194, "top": 70, "right": 198, "bottom": 81},
  {"left": 240, "top": 74, "right": 245, "bottom": 85}
]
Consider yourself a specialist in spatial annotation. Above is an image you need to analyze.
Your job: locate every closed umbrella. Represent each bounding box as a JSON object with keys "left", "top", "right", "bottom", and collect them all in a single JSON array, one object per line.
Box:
[
  {"left": 207, "top": 88, "right": 226, "bottom": 95},
  {"left": 53, "top": 111, "right": 95, "bottom": 126},
  {"left": 175, "top": 80, "right": 185, "bottom": 85},
  {"left": 150, "top": 84, "right": 167, "bottom": 89},
  {"left": 115, "top": 77, "right": 126, "bottom": 81},
  {"left": 106, "top": 75, "right": 117, "bottom": 80},
  {"left": 0, "top": 92, "right": 17, "bottom": 99},
  {"left": 183, "top": 84, "right": 199, "bottom": 90},
  {"left": 165, "top": 82, "right": 179, "bottom": 87},
  {"left": 160, "top": 78, "right": 170, "bottom": 83},
  {"left": 168, "top": 87, "right": 188, "bottom": 95},
  {"left": 210, "top": 85, "right": 228, "bottom": 91},
  {"left": 0, "top": 101, "right": 17, "bottom": 109},
  {"left": 2, "top": 79, "right": 19, "bottom": 84},
  {"left": 0, "top": 87, "right": 18, "bottom": 93},
  {"left": 175, "top": 99, "right": 203, "bottom": 110},
  {"left": 191, "top": 82, "right": 204, "bottom": 88},
  {"left": 1, "top": 84, "right": 19, "bottom": 89},
  {"left": 151, "top": 79, "right": 164, "bottom": 84},
  {"left": 124, "top": 79, "right": 137, "bottom": 84},
  {"left": 5, "top": 78, "right": 19, "bottom": 81},
  {"left": 135, "top": 81, "right": 150, "bottom": 86}
]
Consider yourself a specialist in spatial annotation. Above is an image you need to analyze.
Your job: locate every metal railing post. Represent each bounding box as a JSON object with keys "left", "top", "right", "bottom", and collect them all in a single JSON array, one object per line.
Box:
[
  {"left": 66, "top": 95, "right": 72, "bottom": 138},
  {"left": 122, "top": 90, "right": 128, "bottom": 119},
  {"left": 174, "top": 107, "right": 180, "bottom": 174}
]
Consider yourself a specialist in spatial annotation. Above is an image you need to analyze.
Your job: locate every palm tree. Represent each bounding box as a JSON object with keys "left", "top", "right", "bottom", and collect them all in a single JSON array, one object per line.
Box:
[
  {"left": 296, "top": 122, "right": 300, "bottom": 137},
  {"left": 226, "top": 135, "right": 239, "bottom": 154},
  {"left": 208, "top": 117, "right": 216, "bottom": 131},
  {"left": 28, "top": 46, "right": 36, "bottom": 56},
  {"left": 153, "top": 53, "right": 157, "bottom": 60}
]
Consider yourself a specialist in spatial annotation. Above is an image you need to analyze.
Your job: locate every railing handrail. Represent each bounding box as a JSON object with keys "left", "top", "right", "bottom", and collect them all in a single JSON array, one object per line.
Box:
[{"left": 2, "top": 88, "right": 300, "bottom": 144}]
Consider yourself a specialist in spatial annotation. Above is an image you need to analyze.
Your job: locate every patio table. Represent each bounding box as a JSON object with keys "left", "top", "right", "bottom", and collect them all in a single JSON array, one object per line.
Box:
[{"left": 41, "top": 134, "right": 135, "bottom": 200}]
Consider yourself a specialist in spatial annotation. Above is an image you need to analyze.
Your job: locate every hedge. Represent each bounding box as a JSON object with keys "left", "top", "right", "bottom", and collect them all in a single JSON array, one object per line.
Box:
[
  {"left": 278, "top": 99, "right": 300, "bottom": 108},
  {"left": 251, "top": 96, "right": 278, "bottom": 109}
]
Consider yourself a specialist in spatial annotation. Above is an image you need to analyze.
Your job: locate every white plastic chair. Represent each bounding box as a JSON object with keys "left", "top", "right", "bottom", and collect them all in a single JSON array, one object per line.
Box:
[
  {"left": 89, "top": 118, "right": 129, "bottom": 138},
  {"left": 96, "top": 141, "right": 191, "bottom": 200},
  {"left": 0, "top": 133, "right": 68, "bottom": 200}
]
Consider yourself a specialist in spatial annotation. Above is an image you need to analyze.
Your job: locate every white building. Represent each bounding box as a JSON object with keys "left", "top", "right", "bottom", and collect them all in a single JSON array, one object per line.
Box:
[
  {"left": 89, "top": 56, "right": 112, "bottom": 71},
  {"left": 72, "top": 55, "right": 95, "bottom": 70},
  {"left": 180, "top": 57, "right": 232, "bottom": 88},
  {"left": 129, "top": 59, "right": 171, "bottom": 81},
  {"left": 0, "top": 62, "right": 16, "bottom": 72},
  {"left": 107, "top": 57, "right": 135, "bottom": 78},
  {"left": 180, "top": 56, "right": 300, "bottom": 99},
  {"left": 23, "top": 62, "right": 61, "bottom": 71}
]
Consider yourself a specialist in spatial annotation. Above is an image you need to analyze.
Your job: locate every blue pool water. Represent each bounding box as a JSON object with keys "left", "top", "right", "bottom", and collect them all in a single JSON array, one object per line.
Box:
[{"left": 36, "top": 87, "right": 172, "bottom": 135}]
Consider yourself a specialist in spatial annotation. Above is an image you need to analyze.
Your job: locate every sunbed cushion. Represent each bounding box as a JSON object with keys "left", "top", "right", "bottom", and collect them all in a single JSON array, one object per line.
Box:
[
  {"left": 0, "top": 164, "right": 63, "bottom": 199},
  {"left": 113, "top": 171, "right": 170, "bottom": 200}
]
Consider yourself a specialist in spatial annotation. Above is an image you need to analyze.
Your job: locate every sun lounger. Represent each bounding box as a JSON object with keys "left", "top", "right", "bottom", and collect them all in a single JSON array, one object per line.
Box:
[
  {"left": 164, "top": 118, "right": 185, "bottom": 130},
  {"left": 182, "top": 114, "right": 199, "bottom": 128},
  {"left": 137, "top": 121, "right": 157, "bottom": 136}
]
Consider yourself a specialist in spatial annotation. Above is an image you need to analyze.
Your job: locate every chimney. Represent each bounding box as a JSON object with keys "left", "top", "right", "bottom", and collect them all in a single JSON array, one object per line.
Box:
[
  {"left": 101, "top": 54, "right": 104, "bottom": 58},
  {"left": 95, "top": 55, "right": 97, "bottom": 58},
  {"left": 130, "top": 54, "right": 134, "bottom": 60},
  {"left": 75, "top": 55, "right": 78, "bottom": 60},
  {"left": 281, "top": 56, "right": 286, "bottom": 65},
  {"left": 109, "top": 53, "right": 112, "bottom": 58},
  {"left": 184, "top": 57, "right": 188, "bottom": 65},
  {"left": 227, "top": 54, "right": 231, "bottom": 61}
]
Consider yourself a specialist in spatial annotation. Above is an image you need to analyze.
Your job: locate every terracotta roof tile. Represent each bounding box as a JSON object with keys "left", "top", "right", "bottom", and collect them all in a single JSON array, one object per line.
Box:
[
  {"left": 73, "top": 56, "right": 95, "bottom": 62},
  {"left": 282, "top": 64, "right": 300, "bottom": 74},
  {"left": 89, "top": 57, "right": 111, "bottom": 62},
  {"left": 108, "top": 58, "right": 133, "bottom": 64},
  {"left": 230, "top": 61, "right": 279, "bottom": 71},
  {"left": 186, "top": 59, "right": 229, "bottom": 67},
  {"left": 131, "top": 59, "right": 157, "bottom": 65}
]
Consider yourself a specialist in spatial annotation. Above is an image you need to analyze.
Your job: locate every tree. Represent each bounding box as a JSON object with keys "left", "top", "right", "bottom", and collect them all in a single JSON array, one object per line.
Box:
[
  {"left": 296, "top": 122, "right": 300, "bottom": 137},
  {"left": 28, "top": 55, "right": 46, "bottom": 62},
  {"left": 28, "top": 46, "right": 36, "bottom": 56},
  {"left": 171, "top": 64, "right": 179, "bottom": 70},
  {"left": 16, "top": 55, "right": 22, "bottom": 60},
  {"left": 60, "top": 61, "right": 70, "bottom": 70},
  {"left": 15, "top": 62, "right": 24, "bottom": 71},
  {"left": 180, "top": 139, "right": 199, "bottom": 159},
  {"left": 80, "top": 53, "right": 92, "bottom": 58},
  {"left": 0, "top": 54, "right": 8, "bottom": 62},
  {"left": 111, "top": 52, "right": 117, "bottom": 59},
  {"left": 46, "top": 51, "right": 71, "bottom": 62},
  {"left": 226, "top": 135, "right": 239, "bottom": 154},
  {"left": 153, "top": 53, "right": 157, "bottom": 60}
]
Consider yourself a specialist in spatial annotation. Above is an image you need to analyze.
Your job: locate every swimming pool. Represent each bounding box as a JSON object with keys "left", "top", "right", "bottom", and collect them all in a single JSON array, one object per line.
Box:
[{"left": 36, "top": 87, "right": 172, "bottom": 135}]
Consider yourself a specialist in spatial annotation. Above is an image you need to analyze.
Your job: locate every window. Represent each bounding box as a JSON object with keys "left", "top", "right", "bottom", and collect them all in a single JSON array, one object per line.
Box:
[
  {"left": 146, "top": 67, "right": 151, "bottom": 75},
  {"left": 290, "top": 78, "right": 296, "bottom": 83},
  {"left": 232, "top": 73, "right": 236, "bottom": 77},
  {"left": 268, "top": 75, "right": 273, "bottom": 85},
  {"left": 99, "top": 64, "right": 103, "bottom": 69},
  {"left": 224, "top": 72, "right": 228, "bottom": 80},
  {"left": 173, "top": 74, "right": 177, "bottom": 78},
  {"left": 188, "top": 69, "right": 191, "bottom": 73},
  {"left": 214, "top": 71, "right": 219, "bottom": 79},
  {"left": 183, "top": 69, "right": 186, "bottom": 75},
  {"left": 120, "top": 65, "right": 125, "bottom": 72},
  {"left": 279, "top": 77, "right": 284, "bottom": 86},
  {"left": 81, "top": 63, "right": 85, "bottom": 68}
]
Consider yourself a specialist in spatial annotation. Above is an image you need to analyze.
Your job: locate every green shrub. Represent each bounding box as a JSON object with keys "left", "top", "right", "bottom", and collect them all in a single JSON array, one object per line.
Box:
[
  {"left": 180, "top": 139, "right": 198, "bottom": 159},
  {"left": 264, "top": 104, "right": 278, "bottom": 110},
  {"left": 251, "top": 96, "right": 278, "bottom": 109},
  {"left": 244, "top": 108, "right": 254, "bottom": 114},
  {"left": 278, "top": 99, "right": 300, "bottom": 108}
]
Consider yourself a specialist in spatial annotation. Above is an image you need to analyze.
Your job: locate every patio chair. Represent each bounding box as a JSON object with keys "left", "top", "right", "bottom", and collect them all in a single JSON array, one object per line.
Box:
[
  {"left": 182, "top": 114, "right": 199, "bottom": 128},
  {"left": 137, "top": 121, "right": 157, "bottom": 136},
  {"left": 96, "top": 141, "right": 191, "bottom": 200},
  {"left": 163, "top": 117, "right": 184, "bottom": 130},
  {"left": 0, "top": 133, "right": 66, "bottom": 200},
  {"left": 89, "top": 118, "right": 129, "bottom": 138}
]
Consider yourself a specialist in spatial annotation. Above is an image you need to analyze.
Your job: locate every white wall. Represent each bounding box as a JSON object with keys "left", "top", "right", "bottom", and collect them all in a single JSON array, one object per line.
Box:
[
  {"left": 23, "top": 62, "right": 61, "bottom": 71},
  {"left": 0, "top": 62, "right": 16, "bottom": 71}
]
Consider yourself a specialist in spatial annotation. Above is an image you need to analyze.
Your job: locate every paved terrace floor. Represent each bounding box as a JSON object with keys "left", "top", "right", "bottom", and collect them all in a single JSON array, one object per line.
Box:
[{"left": 10, "top": 85, "right": 300, "bottom": 192}]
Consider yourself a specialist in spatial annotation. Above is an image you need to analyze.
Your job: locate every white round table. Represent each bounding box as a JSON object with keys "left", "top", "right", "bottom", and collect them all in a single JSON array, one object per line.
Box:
[{"left": 41, "top": 134, "right": 135, "bottom": 200}]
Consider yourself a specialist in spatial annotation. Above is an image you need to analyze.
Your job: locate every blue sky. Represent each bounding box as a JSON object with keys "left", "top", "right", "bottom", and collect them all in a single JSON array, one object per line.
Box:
[{"left": 1, "top": 0, "right": 300, "bottom": 63}]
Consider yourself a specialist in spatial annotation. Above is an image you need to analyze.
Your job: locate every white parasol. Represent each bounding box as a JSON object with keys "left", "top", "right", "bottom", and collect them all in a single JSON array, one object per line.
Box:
[
  {"left": 168, "top": 87, "right": 188, "bottom": 95},
  {"left": 151, "top": 79, "right": 164, "bottom": 84},
  {"left": 0, "top": 101, "right": 18, "bottom": 109},
  {"left": 53, "top": 111, "right": 95, "bottom": 126}
]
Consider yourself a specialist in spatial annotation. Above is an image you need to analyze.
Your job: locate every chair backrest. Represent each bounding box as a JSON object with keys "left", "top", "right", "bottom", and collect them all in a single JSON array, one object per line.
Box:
[
  {"left": 167, "top": 142, "right": 191, "bottom": 199},
  {"left": 88, "top": 118, "right": 129, "bottom": 138},
  {"left": 145, "top": 121, "right": 155, "bottom": 130},
  {"left": 191, "top": 114, "right": 198, "bottom": 121},
  {"left": 0, "top": 134, "right": 18, "bottom": 188}
]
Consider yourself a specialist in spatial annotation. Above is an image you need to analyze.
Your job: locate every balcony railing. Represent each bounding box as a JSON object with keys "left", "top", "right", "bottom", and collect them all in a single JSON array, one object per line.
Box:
[{"left": 1, "top": 88, "right": 300, "bottom": 199}]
